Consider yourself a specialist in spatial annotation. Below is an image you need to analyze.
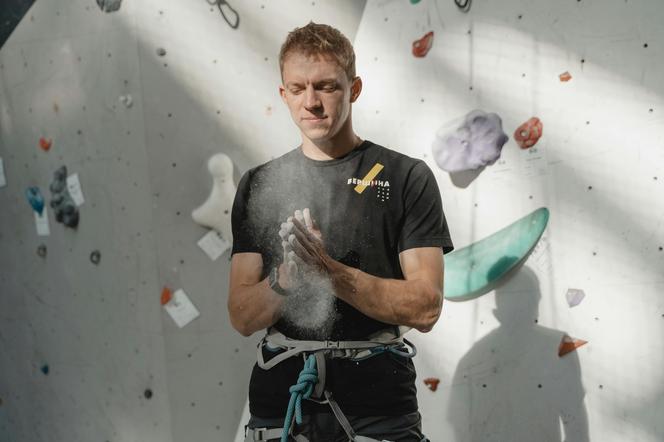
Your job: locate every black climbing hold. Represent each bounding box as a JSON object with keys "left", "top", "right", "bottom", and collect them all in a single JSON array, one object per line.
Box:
[
  {"left": 90, "top": 250, "right": 101, "bottom": 265},
  {"left": 41, "top": 364, "right": 49, "bottom": 375},
  {"left": 144, "top": 388, "right": 153, "bottom": 399}
]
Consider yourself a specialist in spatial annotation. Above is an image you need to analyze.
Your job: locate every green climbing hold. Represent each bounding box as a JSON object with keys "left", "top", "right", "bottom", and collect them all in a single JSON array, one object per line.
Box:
[{"left": 444, "top": 207, "right": 550, "bottom": 301}]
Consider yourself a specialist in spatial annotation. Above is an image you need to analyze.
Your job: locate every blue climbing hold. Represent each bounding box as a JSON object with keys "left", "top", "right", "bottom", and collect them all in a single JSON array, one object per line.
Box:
[{"left": 26, "top": 187, "right": 45, "bottom": 215}]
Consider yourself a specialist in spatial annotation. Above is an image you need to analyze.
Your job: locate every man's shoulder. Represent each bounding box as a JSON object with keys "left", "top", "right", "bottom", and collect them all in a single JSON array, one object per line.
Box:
[
  {"left": 367, "top": 141, "right": 427, "bottom": 172},
  {"left": 241, "top": 147, "right": 300, "bottom": 181}
]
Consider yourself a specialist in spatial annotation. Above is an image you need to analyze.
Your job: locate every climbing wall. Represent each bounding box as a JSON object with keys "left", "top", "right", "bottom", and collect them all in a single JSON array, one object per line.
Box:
[
  {"left": 0, "top": 0, "right": 366, "bottom": 441},
  {"left": 352, "top": 0, "right": 664, "bottom": 441},
  {"left": 1, "top": 0, "right": 663, "bottom": 442}
]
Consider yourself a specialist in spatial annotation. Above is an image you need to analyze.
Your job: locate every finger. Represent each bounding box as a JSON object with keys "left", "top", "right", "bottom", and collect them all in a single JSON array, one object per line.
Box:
[
  {"left": 291, "top": 236, "right": 316, "bottom": 265},
  {"left": 303, "top": 208, "right": 313, "bottom": 230},
  {"left": 288, "top": 260, "right": 298, "bottom": 280},
  {"left": 292, "top": 218, "right": 317, "bottom": 245},
  {"left": 278, "top": 227, "right": 289, "bottom": 240},
  {"left": 288, "top": 233, "right": 298, "bottom": 248},
  {"left": 294, "top": 210, "right": 304, "bottom": 223},
  {"left": 289, "top": 251, "right": 305, "bottom": 268},
  {"left": 292, "top": 223, "right": 321, "bottom": 259}
]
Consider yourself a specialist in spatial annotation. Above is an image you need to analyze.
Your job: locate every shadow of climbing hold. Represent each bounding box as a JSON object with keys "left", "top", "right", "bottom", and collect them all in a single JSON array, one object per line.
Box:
[
  {"left": 412, "top": 31, "right": 434, "bottom": 57},
  {"left": 37, "top": 244, "right": 47, "bottom": 258},
  {"left": 90, "top": 250, "right": 101, "bottom": 265},
  {"left": 25, "top": 187, "right": 45, "bottom": 214},
  {"left": 39, "top": 137, "right": 52, "bottom": 151},
  {"left": 49, "top": 165, "right": 79, "bottom": 228},
  {"left": 97, "top": 0, "right": 122, "bottom": 13},
  {"left": 514, "top": 117, "right": 543, "bottom": 149}
]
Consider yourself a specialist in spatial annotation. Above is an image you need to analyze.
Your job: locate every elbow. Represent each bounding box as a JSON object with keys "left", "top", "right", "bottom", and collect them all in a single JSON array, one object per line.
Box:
[
  {"left": 227, "top": 296, "right": 252, "bottom": 337},
  {"left": 415, "top": 287, "right": 443, "bottom": 333}
]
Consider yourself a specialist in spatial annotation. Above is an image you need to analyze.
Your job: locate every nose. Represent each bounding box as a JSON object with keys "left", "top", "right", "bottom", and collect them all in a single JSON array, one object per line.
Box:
[{"left": 303, "top": 84, "right": 321, "bottom": 110}]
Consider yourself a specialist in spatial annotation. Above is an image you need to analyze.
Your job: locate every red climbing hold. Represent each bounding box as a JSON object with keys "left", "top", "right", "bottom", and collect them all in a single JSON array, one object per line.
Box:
[
  {"left": 412, "top": 31, "right": 434, "bottom": 58},
  {"left": 39, "top": 137, "right": 52, "bottom": 151},
  {"left": 514, "top": 117, "right": 543, "bottom": 149},
  {"left": 161, "top": 287, "right": 173, "bottom": 305},
  {"left": 559, "top": 71, "right": 572, "bottom": 82},
  {"left": 423, "top": 377, "right": 440, "bottom": 391},
  {"left": 558, "top": 335, "right": 587, "bottom": 357}
]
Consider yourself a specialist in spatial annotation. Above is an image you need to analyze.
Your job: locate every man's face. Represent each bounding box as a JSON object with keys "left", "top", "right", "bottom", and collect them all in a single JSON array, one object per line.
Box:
[{"left": 279, "top": 52, "right": 360, "bottom": 143}]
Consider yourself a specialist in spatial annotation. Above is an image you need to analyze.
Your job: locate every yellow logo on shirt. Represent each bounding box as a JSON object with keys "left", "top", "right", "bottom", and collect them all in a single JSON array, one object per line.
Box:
[{"left": 347, "top": 163, "right": 389, "bottom": 194}]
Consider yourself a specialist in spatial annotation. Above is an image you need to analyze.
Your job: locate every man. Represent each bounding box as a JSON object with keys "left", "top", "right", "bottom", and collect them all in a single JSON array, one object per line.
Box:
[{"left": 228, "top": 22, "right": 453, "bottom": 442}]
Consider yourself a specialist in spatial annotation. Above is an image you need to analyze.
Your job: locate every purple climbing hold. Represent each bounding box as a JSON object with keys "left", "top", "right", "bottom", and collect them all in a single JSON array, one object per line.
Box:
[
  {"left": 431, "top": 109, "right": 509, "bottom": 173},
  {"left": 565, "top": 288, "right": 586, "bottom": 307}
]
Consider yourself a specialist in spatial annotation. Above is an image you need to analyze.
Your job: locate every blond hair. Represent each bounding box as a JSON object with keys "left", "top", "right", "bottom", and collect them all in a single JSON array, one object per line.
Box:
[{"left": 279, "top": 22, "right": 356, "bottom": 80}]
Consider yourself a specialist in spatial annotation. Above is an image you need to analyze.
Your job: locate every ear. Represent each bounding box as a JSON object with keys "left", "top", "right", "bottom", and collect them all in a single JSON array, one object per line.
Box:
[
  {"left": 279, "top": 85, "right": 287, "bottom": 104},
  {"left": 350, "top": 76, "right": 363, "bottom": 103}
]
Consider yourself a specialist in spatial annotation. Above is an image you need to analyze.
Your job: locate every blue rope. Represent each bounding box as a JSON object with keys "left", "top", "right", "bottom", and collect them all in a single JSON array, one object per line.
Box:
[{"left": 281, "top": 355, "right": 318, "bottom": 442}]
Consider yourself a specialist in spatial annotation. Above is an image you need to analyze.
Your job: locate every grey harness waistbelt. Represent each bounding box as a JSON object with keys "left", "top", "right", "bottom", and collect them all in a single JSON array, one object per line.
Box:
[
  {"left": 256, "top": 326, "right": 415, "bottom": 370},
  {"left": 248, "top": 326, "right": 417, "bottom": 442}
]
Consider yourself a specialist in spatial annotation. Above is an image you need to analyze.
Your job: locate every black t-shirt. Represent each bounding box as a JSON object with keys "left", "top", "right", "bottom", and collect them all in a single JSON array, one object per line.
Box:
[{"left": 231, "top": 140, "right": 454, "bottom": 417}]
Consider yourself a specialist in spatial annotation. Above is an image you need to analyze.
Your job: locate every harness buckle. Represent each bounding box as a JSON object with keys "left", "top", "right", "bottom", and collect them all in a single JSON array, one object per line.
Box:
[{"left": 324, "top": 340, "right": 341, "bottom": 349}]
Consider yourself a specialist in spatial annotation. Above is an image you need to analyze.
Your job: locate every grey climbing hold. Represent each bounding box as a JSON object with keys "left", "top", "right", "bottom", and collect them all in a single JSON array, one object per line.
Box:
[
  {"left": 90, "top": 250, "right": 101, "bottom": 265},
  {"left": 49, "top": 165, "right": 79, "bottom": 228},
  {"left": 96, "top": 0, "right": 122, "bottom": 13},
  {"left": 37, "top": 244, "right": 47, "bottom": 258},
  {"left": 156, "top": 47, "right": 167, "bottom": 57}
]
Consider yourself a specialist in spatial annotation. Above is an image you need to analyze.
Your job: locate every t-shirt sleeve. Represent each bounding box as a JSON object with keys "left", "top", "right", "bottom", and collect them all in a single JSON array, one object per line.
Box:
[
  {"left": 398, "top": 160, "right": 454, "bottom": 254},
  {"left": 231, "top": 169, "right": 263, "bottom": 255}
]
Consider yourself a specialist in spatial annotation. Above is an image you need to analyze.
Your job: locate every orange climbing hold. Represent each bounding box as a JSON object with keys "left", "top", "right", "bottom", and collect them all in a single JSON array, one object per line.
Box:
[
  {"left": 39, "top": 137, "right": 52, "bottom": 151},
  {"left": 412, "top": 31, "right": 434, "bottom": 58},
  {"left": 161, "top": 287, "right": 173, "bottom": 305},
  {"left": 558, "top": 335, "right": 587, "bottom": 357},
  {"left": 514, "top": 117, "right": 543, "bottom": 149},
  {"left": 559, "top": 71, "right": 572, "bottom": 82},
  {"left": 423, "top": 377, "right": 440, "bottom": 391}
]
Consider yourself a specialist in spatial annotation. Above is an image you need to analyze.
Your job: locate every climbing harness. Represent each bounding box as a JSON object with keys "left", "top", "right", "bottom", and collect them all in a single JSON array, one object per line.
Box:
[{"left": 244, "top": 326, "right": 428, "bottom": 442}]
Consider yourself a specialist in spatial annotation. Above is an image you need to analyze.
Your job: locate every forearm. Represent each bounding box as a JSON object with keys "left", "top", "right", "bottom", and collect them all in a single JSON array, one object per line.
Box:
[
  {"left": 228, "top": 277, "right": 285, "bottom": 337},
  {"left": 325, "top": 258, "right": 442, "bottom": 332}
]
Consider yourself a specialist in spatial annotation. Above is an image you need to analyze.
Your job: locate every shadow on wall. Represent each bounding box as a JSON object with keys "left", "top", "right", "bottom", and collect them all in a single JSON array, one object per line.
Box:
[{"left": 446, "top": 265, "right": 590, "bottom": 442}]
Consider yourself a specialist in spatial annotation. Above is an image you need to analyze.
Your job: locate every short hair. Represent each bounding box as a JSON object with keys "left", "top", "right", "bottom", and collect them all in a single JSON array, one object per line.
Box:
[{"left": 279, "top": 22, "right": 356, "bottom": 81}]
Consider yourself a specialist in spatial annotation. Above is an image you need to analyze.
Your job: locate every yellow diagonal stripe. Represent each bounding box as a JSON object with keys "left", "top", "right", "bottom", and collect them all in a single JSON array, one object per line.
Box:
[{"left": 354, "top": 163, "right": 384, "bottom": 194}]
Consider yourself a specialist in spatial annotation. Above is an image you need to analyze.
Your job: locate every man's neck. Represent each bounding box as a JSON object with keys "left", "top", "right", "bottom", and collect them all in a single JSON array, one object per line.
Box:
[{"left": 301, "top": 132, "right": 363, "bottom": 161}]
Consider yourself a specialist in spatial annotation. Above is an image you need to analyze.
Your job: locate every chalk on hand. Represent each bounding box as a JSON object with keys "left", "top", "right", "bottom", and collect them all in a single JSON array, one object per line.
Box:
[{"left": 303, "top": 208, "right": 313, "bottom": 230}]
